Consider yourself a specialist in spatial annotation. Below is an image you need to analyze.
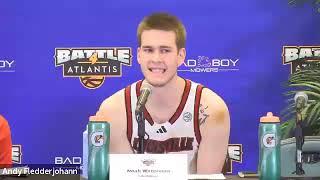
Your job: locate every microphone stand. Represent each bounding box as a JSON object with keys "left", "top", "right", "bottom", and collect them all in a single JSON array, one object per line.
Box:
[
  {"left": 135, "top": 109, "right": 145, "bottom": 154},
  {"left": 294, "top": 108, "right": 305, "bottom": 175}
]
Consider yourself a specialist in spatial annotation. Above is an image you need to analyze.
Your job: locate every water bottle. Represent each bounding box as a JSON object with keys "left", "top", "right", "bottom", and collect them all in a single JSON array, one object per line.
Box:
[
  {"left": 88, "top": 120, "right": 110, "bottom": 180},
  {"left": 82, "top": 125, "right": 88, "bottom": 179},
  {"left": 259, "top": 112, "right": 281, "bottom": 180}
]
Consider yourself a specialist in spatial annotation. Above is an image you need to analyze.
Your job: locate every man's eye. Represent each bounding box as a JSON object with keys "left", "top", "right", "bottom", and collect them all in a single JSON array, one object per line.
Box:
[
  {"left": 161, "top": 49, "right": 170, "bottom": 53},
  {"left": 143, "top": 49, "right": 153, "bottom": 53}
]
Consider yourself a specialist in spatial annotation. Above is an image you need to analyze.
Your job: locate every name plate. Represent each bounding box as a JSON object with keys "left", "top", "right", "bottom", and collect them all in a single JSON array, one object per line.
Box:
[{"left": 110, "top": 154, "right": 188, "bottom": 180}]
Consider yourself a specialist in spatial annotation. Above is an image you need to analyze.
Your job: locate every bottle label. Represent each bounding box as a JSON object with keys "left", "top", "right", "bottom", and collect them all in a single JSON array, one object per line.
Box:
[
  {"left": 262, "top": 133, "right": 276, "bottom": 148},
  {"left": 297, "top": 150, "right": 302, "bottom": 163},
  {"left": 90, "top": 131, "right": 105, "bottom": 147}
]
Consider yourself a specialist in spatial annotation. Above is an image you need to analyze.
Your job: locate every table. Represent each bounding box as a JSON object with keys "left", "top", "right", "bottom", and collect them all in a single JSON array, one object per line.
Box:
[
  {"left": 1, "top": 175, "right": 319, "bottom": 179},
  {"left": 1, "top": 175, "right": 248, "bottom": 180}
]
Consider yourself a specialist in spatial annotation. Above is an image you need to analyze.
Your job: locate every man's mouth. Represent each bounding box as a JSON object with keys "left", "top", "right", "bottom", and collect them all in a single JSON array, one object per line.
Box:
[{"left": 148, "top": 68, "right": 166, "bottom": 73}]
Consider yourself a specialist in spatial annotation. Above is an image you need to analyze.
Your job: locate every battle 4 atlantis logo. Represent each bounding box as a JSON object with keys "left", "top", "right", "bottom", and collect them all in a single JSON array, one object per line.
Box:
[
  {"left": 282, "top": 46, "right": 320, "bottom": 73},
  {"left": 55, "top": 48, "right": 132, "bottom": 89},
  {"left": 12, "top": 145, "right": 22, "bottom": 164},
  {"left": 224, "top": 144, "right": 242, "bottom": 174}
]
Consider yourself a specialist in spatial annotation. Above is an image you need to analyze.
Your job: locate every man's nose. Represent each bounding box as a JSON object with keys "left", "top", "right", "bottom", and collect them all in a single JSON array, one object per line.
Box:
[{"left": 151, "top": 50, "right": 162, "bottom": 63}]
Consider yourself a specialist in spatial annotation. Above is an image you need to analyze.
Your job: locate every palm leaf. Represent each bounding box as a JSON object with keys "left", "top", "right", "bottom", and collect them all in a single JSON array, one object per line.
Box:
[
  {"left": 305, "top": 102, "right": 317, "bottom": 125},
  {"left": 281, "top": 65, "right": 320, "bottom": 139},
  {"left": 289, "top": 70, "right": 320, "bottom": 81},
  {"left": 288, "top": 0, "right": 308, "bottom": 5},
  {"left": 288, "top": 83, "right": 320, "bottom": 94},
  {"left": 284, "top": 90, "right": 320, "bottom": 99},
  {"left": 281, "top": 118, "right": 296, "bottom": 139},
  {"left": 311, "top": 119, "right": 320, "bottom": 135},
  {"left": 307, "top": 102, "right": 320, "bottom": 126}
]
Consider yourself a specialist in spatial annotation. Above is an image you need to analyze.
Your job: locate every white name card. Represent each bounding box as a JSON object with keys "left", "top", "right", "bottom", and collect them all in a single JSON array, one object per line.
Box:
[
  {"left": 188, "top": 174, "right": 226, "bottom": 179},
  {"left": 109, "top": 154, "right": 188, "bottom": 180}
]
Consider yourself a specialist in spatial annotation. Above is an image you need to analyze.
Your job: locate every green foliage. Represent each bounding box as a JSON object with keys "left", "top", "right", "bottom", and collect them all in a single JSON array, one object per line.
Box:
[
  {"left": 288, "top": 0, "right": 320, "bottom": 12},
  {"left": 281, "top": 68, "right": 320, "bottom": 139}
]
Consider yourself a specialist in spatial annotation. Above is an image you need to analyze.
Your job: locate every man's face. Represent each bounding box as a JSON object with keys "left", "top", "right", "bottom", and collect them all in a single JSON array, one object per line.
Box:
[{"left": 137, "top": 29, "right": 186, "bottom": 87}]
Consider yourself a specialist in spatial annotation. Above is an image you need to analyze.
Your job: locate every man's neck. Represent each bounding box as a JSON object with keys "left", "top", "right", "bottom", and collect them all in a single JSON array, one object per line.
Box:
[{"left": 144, "top": 76, "right": 185, "bottom": 109}]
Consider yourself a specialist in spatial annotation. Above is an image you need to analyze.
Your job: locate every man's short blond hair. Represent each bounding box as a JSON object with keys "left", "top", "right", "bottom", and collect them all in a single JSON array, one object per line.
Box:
[{"left": 137, "top": 12, "right": 187, "bottom": 50}]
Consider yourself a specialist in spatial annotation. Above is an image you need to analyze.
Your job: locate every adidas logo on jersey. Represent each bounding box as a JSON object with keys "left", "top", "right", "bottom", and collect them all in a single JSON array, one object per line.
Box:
[{"left": 156, "top": 126, "right": 167, "bottom": 133}]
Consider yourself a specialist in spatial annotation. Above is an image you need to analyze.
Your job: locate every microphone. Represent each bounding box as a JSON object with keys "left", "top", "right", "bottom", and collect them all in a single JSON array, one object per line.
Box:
[
  {"left": 136, "top": 83, "right": 152, "bottom": 112},
  {"left": 135, "top": 82, "right": 152, "bottom": 154},
  {"left": 294, "top": 92, "right": 308, "bottom": 110}
]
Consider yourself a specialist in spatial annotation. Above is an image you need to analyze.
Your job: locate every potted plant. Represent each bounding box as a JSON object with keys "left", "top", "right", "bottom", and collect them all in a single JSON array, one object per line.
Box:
[{"left": 281, "top": 65, "right": 320, "bottom": 139}]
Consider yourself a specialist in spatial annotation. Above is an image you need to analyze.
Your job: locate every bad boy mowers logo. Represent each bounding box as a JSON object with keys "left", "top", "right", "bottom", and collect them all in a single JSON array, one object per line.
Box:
[
  {"left": 55, "top": 48, "right": 132, "bottom": 89},
  {"left": 178, "top": 56, "right": 239, "bottom": 73}
]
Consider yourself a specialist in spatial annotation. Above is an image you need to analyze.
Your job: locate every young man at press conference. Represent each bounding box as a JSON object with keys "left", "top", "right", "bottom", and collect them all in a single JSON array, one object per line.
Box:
[{"left": 92, "top": 12, "right": 230, "bottom": 174}]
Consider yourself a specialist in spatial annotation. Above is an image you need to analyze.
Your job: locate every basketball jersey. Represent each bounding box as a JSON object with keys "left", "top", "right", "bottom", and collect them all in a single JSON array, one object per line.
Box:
[{"left": 124, "top": 79, "right": 204, "bottom": 173}]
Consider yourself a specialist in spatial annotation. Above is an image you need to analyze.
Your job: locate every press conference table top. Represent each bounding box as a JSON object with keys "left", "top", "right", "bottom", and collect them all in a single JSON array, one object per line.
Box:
[
  {"left": 1, "top": 175, "right": 255, "bottom": 180},
  {"left": 2, "top": 175, "right": 319, "bottom": 180}
]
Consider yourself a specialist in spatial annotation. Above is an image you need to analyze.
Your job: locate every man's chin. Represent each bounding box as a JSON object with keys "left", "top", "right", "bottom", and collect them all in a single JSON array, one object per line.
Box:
[
  {"left": 144, "top": 73, "right": 177, "bottom": 88},
  {"left": 145, "top": 79, "right": 167, "bottom": 88},
  {"left": 148, "top": 81, "right": 166, "bottom": 87}
]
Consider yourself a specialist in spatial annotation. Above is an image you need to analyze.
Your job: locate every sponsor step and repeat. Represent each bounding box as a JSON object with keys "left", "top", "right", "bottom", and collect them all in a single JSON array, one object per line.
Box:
[
  {"left": 5, "top": 46, "right": 320, "bottom": 175},
  {"left": 1, "top": 1, "right": 319, "bottom": 178}
]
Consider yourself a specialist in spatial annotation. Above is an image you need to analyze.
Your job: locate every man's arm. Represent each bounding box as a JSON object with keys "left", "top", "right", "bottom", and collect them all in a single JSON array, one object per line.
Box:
[
  {"left": 196, "top": 88, "right": 230, "bottom": 174},
  {"left": 90, "top": 90, "right": 133, "bottom": 154},
  {"left": 0, "top": 115, "right": 12, "bottom": 167}
]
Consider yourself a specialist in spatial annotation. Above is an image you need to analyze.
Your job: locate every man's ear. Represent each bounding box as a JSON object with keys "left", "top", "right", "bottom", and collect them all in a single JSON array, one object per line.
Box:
[
  {"left": 177, "top": 48, "right": 186, "bottom": 66},
  {"left": 137, "top": 47, "right": 142, "bottom": 64}
]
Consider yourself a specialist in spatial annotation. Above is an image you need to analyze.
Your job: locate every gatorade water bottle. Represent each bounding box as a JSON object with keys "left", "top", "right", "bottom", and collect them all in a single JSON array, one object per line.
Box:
[
  {"left": 88, "top": 120, "right": 110, "bottom": 180},
  {"left": 82, "top": 125, "right": 88, "bottom": 179},
  {"left": 259, "top": 112, "right": 281, "bottom": 180}
]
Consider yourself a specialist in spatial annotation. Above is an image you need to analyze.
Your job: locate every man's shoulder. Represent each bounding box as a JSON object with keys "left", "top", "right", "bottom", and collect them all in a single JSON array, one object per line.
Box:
[
  {"left": 187, "top": 80, "right": 225, "bottom": 106},
  {"left": 201, "top": 87, "right": 223, "bottom": 102},
  {"left": 99, "top": 80, "right": 140, "bottom": 109},
  {"left": 199, "top": 87, "right": 229, "bottom": 123},
  {"left": 93, "top": 88, "right": 127, "bottom": 124},
  {"left": 98, "top": 80, "right": 139, "bottom": 114},
  {"left": 99, "top": 88, "right": 126, "bottom": 112}
]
